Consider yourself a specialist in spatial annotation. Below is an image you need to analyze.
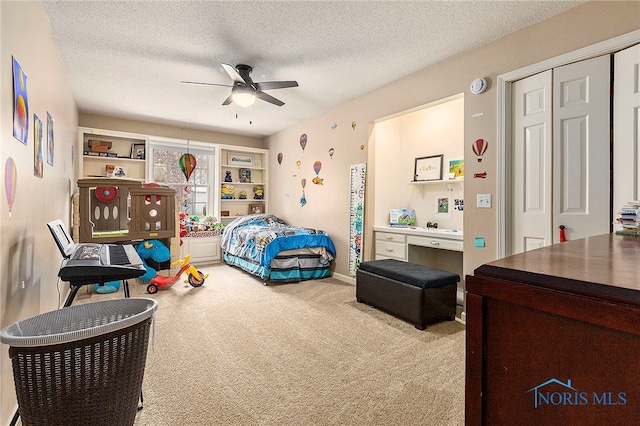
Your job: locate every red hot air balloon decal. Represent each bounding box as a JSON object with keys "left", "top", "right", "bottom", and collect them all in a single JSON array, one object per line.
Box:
[
  {"left": 300, "top": 133, "right": 307, "bottom": 152},
  {"left": 472, "top": 139, "right": 488, "bottom": 162},
  {"left": 277, "top": 152, "right": 283, "bottom": 166},
  {"left": 179, "top": 153, "right": 197, "bottom": 181}
]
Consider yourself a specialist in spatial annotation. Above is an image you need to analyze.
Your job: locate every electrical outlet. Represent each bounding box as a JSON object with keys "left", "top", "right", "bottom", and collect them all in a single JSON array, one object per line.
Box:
[{"left": 477, "top": 194, "right": 492, "bottom": 208}]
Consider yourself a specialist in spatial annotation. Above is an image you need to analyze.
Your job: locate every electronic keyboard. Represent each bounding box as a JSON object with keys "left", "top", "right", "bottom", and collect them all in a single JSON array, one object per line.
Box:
[{"left": 58, "top": 243, "right": 145, "bottom": 285}]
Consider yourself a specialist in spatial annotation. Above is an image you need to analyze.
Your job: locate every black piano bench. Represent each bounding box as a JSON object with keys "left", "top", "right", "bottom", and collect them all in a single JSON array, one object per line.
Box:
[{"left": 356, "top": 259, "right": 459, "bottom": 330}]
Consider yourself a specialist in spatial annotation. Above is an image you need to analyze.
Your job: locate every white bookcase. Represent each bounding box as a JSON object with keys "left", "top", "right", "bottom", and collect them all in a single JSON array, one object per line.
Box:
[
  {"left": 219, "top": 146, "right": 268, "bottom": 225},
  {"left": 78, "top": 127, "right": 148, "bottom": 182}
]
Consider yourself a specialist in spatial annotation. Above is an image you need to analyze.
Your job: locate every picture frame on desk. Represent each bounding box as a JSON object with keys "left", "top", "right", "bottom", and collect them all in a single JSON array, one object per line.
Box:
[
  {"left": 130, "top": 143, "right": 145, "bottom": 160},
  {"left": 228, "top": 152, "right": 253, "bottom": 167},
  {"left": 414, "top": 154, "right": 443, "bottom": 181}
]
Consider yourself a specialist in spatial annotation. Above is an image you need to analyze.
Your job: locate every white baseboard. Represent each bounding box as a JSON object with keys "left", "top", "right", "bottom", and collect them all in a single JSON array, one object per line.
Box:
[{"left": 331, "top": 271, "right": 355, "bottom": 284}]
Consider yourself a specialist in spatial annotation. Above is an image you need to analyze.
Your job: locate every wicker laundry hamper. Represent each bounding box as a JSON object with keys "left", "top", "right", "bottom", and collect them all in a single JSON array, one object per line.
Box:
[{"left": 0, "top": 298, "right": 158, "bottom": 426}]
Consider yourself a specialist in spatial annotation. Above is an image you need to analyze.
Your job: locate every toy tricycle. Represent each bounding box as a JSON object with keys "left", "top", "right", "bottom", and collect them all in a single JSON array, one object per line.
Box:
[{"left": 146, "top": 254, "right": 208, "bottom": 294}]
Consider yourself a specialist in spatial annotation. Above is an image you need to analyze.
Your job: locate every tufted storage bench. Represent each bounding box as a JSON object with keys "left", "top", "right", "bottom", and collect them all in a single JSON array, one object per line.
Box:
[{"left": 356, "top": 259, "right": 459, "bottom": 330}]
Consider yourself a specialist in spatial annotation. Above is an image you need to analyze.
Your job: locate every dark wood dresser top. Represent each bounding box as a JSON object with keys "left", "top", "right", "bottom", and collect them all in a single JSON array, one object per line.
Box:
[{"left": 473, "top": 233, "right": 640, "bottom": 306}]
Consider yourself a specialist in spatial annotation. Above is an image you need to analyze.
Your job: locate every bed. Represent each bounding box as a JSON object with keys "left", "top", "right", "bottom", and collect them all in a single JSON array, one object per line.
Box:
[{"left": 220, "top": 214, "right": 336, "bottom": 283}]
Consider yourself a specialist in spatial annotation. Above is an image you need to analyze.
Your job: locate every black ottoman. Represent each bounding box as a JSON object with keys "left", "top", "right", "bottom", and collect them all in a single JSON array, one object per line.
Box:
[{"left": 356, "top": 259, "right": 459, "bottom": 330}]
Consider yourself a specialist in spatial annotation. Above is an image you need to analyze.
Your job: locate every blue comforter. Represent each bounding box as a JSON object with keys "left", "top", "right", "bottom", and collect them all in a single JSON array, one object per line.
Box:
[{"left": 220, "top": 214, "right": 336, "bottom": 269}]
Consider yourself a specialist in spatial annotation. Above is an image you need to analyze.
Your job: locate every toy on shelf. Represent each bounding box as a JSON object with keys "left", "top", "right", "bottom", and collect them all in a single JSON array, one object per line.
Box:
[
  {"left": 146, "top": 254, "right": 208, "bottom": 294},
  {"left": 224, "top": 171, "right": 232, "bottom": 182},
  {"left": 253, "top": 186, "right": 264, "bottom": 199},
  {"left": 238, "top": 191, "right": 247, "bottom": 199},
  {"left": 221, "top": 184, "right": 234, "bottom": 199}
]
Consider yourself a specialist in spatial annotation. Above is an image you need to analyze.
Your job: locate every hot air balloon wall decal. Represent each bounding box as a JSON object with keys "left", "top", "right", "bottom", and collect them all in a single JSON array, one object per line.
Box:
[
  {"left": 300, "top": 178, "right": 307, "bottom": 207},
  {"left": 299, "top": 133, "right": 307, "bottom": 152},
  {"left": 312, "top": 161, "right": 323, "bottom": 185},
  {"left": 5, "top": 157, "right": 17, "bottom": 218},
  {"left": 472, "top": 138, "right": 488, "bottom": 162}
]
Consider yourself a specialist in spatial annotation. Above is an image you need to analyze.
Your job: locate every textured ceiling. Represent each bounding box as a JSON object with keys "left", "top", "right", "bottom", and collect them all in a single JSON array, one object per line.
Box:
[{"left": 43, "top": 1, "right": 584, "bottom": 138}]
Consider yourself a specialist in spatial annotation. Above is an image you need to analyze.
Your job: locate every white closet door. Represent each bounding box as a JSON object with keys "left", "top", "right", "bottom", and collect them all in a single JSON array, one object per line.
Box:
[
  {"left": 512, "top": 70, "right": 553, "bottom": 254},
  {"left": 552, "top": 55, "right": 610, "bottom": 243},
  {"left": 613, "top": 43, "right": 640, "bottom": 212},
  {"left": 511, "top": 55, "right": 610, "bottom": 254}
]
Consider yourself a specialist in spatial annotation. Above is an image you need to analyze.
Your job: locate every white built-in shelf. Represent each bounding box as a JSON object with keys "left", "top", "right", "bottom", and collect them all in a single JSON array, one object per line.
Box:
[
  {"left": 409, "top": 178, "right": 464, "bottom": 197},
  {"left": 222, "top": 181, "right": 266, "bottom": 185},
  {"left": 221, "top": 164, "right": 266, "bottom": 171}
]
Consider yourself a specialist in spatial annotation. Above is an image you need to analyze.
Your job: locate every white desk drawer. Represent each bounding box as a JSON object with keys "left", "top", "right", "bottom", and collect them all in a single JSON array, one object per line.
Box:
[
  {"left": 406, "top": 235, "right": 463, "bottom": 252},
  {"left": 375, "top": 240, "right": 407, "bottom": 260},
  {"left": 376, "top": 232, "right": 406, "bottom": 244}
]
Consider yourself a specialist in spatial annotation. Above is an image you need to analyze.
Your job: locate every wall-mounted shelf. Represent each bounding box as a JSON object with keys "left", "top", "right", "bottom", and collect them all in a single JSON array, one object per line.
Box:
[
  {"left": 409, "top": 178, "right": 464, "bottom": 196},
  {"left": 408, "top": 178, "right": 464, "bottom": 185}
]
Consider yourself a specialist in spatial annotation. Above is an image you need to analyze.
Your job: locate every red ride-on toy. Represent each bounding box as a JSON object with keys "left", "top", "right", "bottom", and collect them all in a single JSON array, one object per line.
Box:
[{"left": 146, "top": 254, "right": 208, "bottom": 294}]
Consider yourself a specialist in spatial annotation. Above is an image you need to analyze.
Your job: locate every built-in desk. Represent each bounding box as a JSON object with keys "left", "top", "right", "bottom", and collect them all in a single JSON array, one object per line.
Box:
[{"left": 373, "top": 226, "right": 464, "bottom": 304}]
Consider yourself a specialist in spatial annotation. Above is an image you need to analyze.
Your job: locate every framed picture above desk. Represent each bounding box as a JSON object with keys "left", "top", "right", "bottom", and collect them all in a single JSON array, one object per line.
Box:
[{"left": 414, "top": 154, "right": 443, "bottom": 181}]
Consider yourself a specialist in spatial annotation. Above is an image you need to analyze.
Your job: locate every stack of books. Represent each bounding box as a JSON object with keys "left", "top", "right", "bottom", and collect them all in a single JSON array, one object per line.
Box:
[{"left": 615, "top": 201, "right": 640, "bottom": 236}]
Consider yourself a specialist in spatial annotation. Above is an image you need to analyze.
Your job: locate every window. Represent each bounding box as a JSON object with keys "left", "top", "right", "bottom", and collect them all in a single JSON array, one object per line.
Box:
[{"left": 147, "top": 139, "right": 217, "bottom": 216}]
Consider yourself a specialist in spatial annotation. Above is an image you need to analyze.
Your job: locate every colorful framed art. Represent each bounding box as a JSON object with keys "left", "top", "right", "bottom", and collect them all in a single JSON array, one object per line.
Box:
[{"left": 414, "top": 154, "right": 443, "bottom": 181}]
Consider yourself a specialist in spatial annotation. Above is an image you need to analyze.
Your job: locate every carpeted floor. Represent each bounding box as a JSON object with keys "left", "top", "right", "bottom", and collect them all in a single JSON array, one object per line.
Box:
[{"left": 74, "top": 264, "right": 465, "bottom": 425}]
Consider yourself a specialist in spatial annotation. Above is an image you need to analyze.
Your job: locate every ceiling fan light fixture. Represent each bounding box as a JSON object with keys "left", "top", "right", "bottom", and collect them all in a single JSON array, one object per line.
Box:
[{"left": 231, "top": 86, "right": 256, "bottom": 107}]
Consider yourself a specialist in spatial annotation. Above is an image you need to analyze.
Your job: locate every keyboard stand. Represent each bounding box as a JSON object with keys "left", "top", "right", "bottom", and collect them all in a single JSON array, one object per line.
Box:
[{"left": 63, "top": 278, "right": 133, "bottom": 307}]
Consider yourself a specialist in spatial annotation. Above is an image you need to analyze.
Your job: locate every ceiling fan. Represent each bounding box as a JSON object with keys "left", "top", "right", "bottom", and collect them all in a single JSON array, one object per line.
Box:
[{"left": 181, "top": 63, "right": 298, "bottom": 107}]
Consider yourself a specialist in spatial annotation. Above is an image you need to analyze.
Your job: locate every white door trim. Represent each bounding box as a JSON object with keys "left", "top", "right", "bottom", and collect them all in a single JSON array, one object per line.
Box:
[{"left": 496, "top": 30, "right": 640, "bottom": 259}]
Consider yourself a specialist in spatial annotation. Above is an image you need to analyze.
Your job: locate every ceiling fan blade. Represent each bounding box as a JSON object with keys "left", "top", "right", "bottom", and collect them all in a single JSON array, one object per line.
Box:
[
  {"left": 181, "top": 81, "right": 232, "bottom": 87},
  {"left": 222, "top": 94, "right": 233, "bottom": 106},
  {"left": 255, "top": 81, "right": 298, "bottom": 91},
  {"left": 255, "top": 91, "right": 285, "bottom": 107},
  {"left": 221, "top": 63, "right": 246, "bottom": 84}
]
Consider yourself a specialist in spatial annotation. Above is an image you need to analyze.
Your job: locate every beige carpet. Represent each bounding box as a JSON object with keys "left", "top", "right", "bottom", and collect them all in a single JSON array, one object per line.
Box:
[{"left": 74, "top": 264, "right": 465, "bottom": 425}]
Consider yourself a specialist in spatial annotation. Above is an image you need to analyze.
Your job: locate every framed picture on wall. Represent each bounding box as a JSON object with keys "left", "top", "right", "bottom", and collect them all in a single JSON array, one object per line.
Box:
[
  {"left": 414, "top": 154, "right": 443, "bottom": 181},
  {"left": 435, "top": 194, "right": 452, "bottom": 218}
]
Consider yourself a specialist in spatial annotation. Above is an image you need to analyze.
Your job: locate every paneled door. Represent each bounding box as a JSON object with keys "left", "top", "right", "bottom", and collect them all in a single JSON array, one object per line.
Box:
[
  {"left": 613, "top": 43, "right": 640, "bottom": 213},
  {"left": 512, "top": 55, "right": 610, "bottom": 254}
]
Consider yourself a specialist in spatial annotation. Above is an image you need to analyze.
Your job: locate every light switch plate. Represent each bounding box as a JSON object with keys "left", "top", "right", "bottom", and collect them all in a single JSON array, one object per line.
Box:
[{"left": 477, "top": 194, "right": 492, "bottom": 208}]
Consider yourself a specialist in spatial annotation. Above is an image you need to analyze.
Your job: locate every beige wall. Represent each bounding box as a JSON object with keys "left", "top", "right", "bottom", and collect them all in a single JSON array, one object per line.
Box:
[
  {"left": 1, "top": 2, "right": 79, "bottom": 423},
  {"left": 266, "top": 1, "right": 640, "bottom": 280}
]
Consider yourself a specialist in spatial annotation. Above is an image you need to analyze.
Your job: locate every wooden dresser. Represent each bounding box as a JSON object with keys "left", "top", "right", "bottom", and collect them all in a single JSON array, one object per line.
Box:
[{"left": 465, "top": 233, "right": 640, "bottom": 425}]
